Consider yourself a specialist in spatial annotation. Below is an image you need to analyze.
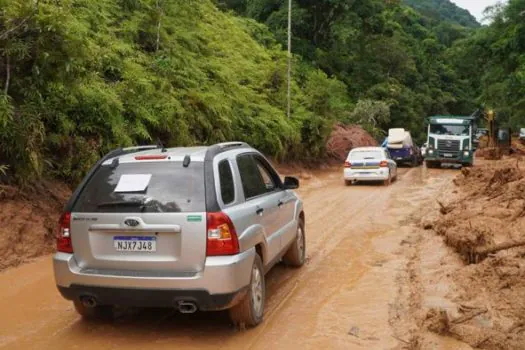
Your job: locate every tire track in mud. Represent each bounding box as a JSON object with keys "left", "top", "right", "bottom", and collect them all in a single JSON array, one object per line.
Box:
[{"left": 226, "top": 168, "right": 420, "bottom": 350}]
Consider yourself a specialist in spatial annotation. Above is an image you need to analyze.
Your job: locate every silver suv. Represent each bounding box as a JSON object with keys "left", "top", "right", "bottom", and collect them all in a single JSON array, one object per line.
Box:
[{"left": 53, "top": 142, "right": 305, "bottom": 327}]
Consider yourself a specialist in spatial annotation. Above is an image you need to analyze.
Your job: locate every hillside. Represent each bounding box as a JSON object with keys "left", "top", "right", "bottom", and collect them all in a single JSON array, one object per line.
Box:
[
  {"left": 404, "top": 0, "right": 479, "bottom": 27},
  {"left": 223, "top": 0, "right": 479, "bottom": 142},
  {"left": 0, "top": 0, "right": 349, "bottom": 184},
  {"left": 2, "top": 0, "right": 524, "bottom": 185}
]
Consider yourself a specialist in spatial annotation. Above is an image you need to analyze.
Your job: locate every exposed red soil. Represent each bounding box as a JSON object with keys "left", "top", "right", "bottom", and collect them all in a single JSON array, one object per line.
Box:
[
  {"left": 326, "top": 123, "right": 378, "bottom": 161},
  {"left": 426, "top": 159, "right": 525, "bottom": 348},
  {"left": 0, "top": 182, "right": 71, "bottom": 271}
]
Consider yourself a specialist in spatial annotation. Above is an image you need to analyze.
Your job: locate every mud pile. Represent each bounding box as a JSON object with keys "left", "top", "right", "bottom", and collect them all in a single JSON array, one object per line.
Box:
[
  {"left": 326, "top": 123, "right": 377, "bottom": 161},
  {"left": 0, "top": 182, "right": 70, "bottom": 271},
  {"left": 430, "top": 159, "right": 525, "bottom": 348}
]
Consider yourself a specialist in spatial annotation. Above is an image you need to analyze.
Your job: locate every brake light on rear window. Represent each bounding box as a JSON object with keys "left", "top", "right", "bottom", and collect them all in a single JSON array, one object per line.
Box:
[
  {"left": 380, "top": 160, "right": 389, "bottom": 167},
  {"left": 206, "top": 212, "right": 239, "bottom": 256},
  {"left": 57, "top": 212, "right": 73, "bottom": 253},
  {"left": 344, "top": 161, "right": 352, "bottom": 168},
  {"left": 134, "top": 155, "right": 168, "bottom": 160}
]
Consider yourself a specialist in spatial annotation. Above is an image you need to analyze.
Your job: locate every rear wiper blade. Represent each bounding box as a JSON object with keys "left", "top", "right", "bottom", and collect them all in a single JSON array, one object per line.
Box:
[{"left": 97, "top": 200, "right": 144, "bottom": 208}]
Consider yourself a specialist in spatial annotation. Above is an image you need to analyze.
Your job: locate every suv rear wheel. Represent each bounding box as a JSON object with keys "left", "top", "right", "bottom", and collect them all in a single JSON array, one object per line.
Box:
[
  {"left": 73, "top": 300, "right": 113, "bottom": 320},
  {"left": 283, "top": 218, "right": 306, "bottom": 267},
  {"left": 229, "top": 254, "right": 265, "bottom": 328}
]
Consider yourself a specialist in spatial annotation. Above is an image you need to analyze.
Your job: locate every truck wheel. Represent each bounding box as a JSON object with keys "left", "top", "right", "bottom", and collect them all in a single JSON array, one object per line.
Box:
[
  {"left": 73, "top": 301, "right": 113, "bottom": 320},
  {"left": 229, "top": 254, "right": 265, "bottom": 328},
  {"left": 426, "top": 161, "right": 435, "bottom": 169},
  {"left": 283, "top": 218, "right": 306, "bottom": 267}
]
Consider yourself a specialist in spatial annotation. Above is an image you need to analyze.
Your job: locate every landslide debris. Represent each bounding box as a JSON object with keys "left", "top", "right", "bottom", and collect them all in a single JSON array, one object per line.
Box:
[
  {"left": 326, "top": 123, "right": 378, "bottom": 161},
  {"left": 428, "top": 159, "right": 525, "bottom": 348},
  {"left": 0, "top": 182, "right": 71, "bottom": 271}
]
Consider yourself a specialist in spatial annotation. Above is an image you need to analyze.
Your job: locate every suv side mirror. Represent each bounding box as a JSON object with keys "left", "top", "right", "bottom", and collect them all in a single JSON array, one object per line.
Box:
[{"left": 283, "top": 176, "right": 299, "bottom": 190}]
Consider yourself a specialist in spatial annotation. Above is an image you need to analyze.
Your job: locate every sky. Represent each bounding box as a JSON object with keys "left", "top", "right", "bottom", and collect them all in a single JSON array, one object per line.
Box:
[{"left": 451, "top": 0, "right": 503, "bottom": 22}]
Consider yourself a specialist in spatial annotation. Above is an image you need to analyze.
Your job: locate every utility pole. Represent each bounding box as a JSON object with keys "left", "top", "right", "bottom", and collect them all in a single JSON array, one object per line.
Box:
[{"left": 287, "top": 0, "right": 292, "bottom": 119}]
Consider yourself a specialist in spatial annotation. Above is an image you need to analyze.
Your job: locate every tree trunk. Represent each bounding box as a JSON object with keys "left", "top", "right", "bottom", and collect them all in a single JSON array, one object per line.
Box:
[
  {"left": 155, "top": 0, "right": 163, "bottom": 52},
  {"left": 4, "top": 55, "right": 10, "bottom": 95}
]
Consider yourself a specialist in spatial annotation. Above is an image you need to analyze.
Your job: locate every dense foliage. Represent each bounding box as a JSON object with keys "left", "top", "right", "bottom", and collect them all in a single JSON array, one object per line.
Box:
[
  {"left": 0, "top": 0, "right": 349, "bottom": 184},
  {"left": 1, "top": 0, "right": 523, "bottom": 184},
  {"left": 446, "top": 0, "right": 525, "bottom": 129},
  {"left": 222, "top": 0, "right": 478, "bottom": 139},
  {"left": 403, "top": 0, "right": 479, "bottom": 28}
]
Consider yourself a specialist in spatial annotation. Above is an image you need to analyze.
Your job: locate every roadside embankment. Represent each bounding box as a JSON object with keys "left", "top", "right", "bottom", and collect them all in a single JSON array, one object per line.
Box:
[
  {"left": 424, "top": 158, "right": 525, "bottom": 348},
  {"left": 0, "top": 182, "right": 71, "bottom": 271}
]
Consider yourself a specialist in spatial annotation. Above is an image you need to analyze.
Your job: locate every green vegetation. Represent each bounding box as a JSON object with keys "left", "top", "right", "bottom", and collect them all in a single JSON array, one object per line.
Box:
[
  {"left": 223, "top": 0, "right": 477, "bottom": 139},
  {"left": 0, "top": 0, "right": 524, "bottom": 184},
  {"left": 0, "top": 0, "right": 349, "bottom": 184},
  {"left": 446, "top": 0, "right": 525, "bottom": 129},
  {"left": 404, "top": 0, "right": 479, "bottom": 28}
]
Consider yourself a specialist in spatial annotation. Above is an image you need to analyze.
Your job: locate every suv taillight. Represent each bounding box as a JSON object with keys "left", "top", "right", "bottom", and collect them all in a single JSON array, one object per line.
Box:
[
  {"left": 57, "top": 212, "right": 73, "bottom": 253},
  {"left": 344, "top": 161, "right": 352, "bottom": 168},
  {"left": 206, "top": 212, "right": 239, "bottom": 256},
  {"left": 380, "top": 160, "right": 389, "bottom": 167}
]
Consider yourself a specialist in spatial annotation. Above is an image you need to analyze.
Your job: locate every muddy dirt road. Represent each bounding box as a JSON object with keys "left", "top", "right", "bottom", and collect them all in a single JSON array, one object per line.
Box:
[{"left": 0, "top": 166, "right": 460, "bottom": 349}]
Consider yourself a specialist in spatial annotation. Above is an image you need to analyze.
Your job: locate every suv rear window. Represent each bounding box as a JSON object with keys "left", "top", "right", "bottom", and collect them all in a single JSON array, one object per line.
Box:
[{"left": 73, "top": 161, "right": 205, "bottom": 213}]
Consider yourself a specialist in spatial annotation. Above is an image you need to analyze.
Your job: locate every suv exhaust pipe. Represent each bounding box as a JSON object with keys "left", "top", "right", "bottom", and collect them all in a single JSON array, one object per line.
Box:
[
  {"left": 80, "top": 296, "right": 97, "bottom": 308},
  {"left": 177, "top": 301, "right": 197, "bottom": 314}
]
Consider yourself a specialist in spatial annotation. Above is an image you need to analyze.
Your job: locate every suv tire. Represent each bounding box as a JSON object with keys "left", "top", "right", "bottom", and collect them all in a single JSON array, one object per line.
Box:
[
  {"left": 283, "top": 218, "right": 306, "bottom": 267},
  {"left": 73, "top": 301, "right": 113, "bottom": 320},
  {"left": 229, "top": 254, "right": 265, "bottom": 328}
]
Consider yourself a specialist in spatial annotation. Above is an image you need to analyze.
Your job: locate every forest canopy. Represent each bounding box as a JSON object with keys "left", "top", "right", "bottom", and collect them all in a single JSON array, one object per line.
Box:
[{"left": 1, "top": 0, "right": 524, "bottom": 184}]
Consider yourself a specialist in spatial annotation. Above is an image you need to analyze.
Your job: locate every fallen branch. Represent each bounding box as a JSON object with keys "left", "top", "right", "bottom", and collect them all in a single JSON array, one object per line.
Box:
[
  {"left": 437, "top": 200, "right": 454, "bottom": 215},
  {"left": 451, "top": 308, "right": 488, "bottom": 324},
  {"left": 391, "top": 335, "right": 410, "bottom": 344},
  {"left": 468, "top": 239, "right": 525, "bottom": 263},
  {"left": 477, "top": 240, "right": 525, "bottom": 256}
]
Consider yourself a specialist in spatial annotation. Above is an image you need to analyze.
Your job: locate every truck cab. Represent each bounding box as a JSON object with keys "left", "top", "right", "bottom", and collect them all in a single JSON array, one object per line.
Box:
[{"left": 424, "top": 116, "right": 476, "bottom": 168}]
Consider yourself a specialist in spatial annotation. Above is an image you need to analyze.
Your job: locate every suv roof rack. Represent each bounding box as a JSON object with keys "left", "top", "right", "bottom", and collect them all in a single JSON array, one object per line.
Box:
[
  {"left": 205, "top": 142, "right": 251, "bottom": 161},
  {"left": 122, "top": 145, "right": 160, "bottom": 152}
]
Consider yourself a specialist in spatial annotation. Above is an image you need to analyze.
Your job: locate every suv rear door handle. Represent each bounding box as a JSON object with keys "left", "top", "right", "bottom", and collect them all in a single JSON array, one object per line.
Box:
[{"left": 256, "top": 207, "right": 264, "bottom": 216}]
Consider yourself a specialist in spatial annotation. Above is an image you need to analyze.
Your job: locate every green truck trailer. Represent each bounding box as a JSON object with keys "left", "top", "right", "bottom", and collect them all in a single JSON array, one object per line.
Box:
[{"left": 424, "top": 115, "right": 477, "bottom": 168}]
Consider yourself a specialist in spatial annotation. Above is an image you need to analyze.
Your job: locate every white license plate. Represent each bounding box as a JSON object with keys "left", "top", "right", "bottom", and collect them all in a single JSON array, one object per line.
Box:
[
  {"left": 444, "top": 153, "right": 453, "bottom": 157},
  {"left": 114, "top": 236, "right": 156, "bottom": 252}
]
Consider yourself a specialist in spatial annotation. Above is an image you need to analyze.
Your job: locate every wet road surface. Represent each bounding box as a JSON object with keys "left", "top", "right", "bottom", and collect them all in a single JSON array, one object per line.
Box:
[{"left": 0, "top": 166, "right": 458, "bottom": 349}]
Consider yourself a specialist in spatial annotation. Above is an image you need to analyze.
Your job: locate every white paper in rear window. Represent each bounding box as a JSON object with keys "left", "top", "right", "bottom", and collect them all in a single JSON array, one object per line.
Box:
[{"left": 114, "top": 174, "right": 152, "bottom": 193}]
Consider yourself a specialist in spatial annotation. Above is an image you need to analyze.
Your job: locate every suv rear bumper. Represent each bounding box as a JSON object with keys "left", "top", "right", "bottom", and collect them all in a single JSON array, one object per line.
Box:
[
  {"left": 57, "top": 285, "right": 247, "bottom": 311},
  {"left": 53, "top": 248, "right": 255, "bottom": 310}
]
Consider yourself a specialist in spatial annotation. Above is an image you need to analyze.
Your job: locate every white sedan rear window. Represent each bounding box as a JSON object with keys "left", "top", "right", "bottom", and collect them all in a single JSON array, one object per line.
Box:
[{"left": 349, "top": 151, "right": 382, "bottom": 160}]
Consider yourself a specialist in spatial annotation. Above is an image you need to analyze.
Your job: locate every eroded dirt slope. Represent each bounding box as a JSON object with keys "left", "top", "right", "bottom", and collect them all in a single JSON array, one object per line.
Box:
[
  {"left": 399, "top": 159, "right": 525, "bottom": 349},
  {"left": 0, "top": 182, "right": 71, "bottom": 271}
]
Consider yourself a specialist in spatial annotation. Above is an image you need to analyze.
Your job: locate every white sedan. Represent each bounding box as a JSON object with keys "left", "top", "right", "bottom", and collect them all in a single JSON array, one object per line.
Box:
[{"left": 344, "top": 147, "right": 398, "bottom": 186}]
